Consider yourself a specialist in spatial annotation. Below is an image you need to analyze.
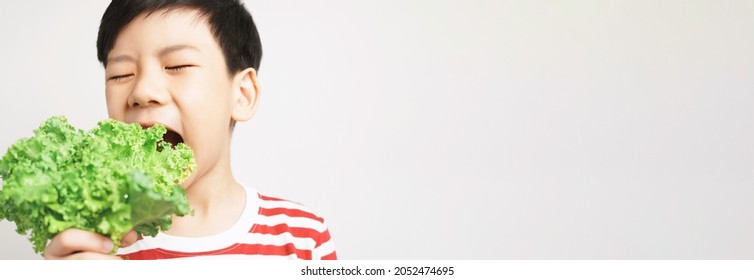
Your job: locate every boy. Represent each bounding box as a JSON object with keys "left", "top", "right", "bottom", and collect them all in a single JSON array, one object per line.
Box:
[{"left": 42, "top": 0, "right": 336, "bottom": 260}]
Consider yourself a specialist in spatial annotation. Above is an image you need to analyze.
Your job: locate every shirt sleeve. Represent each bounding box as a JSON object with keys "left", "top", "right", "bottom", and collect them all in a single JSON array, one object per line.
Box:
[{"left": 311, "top": 220, "right": 337, "bottom": 260}]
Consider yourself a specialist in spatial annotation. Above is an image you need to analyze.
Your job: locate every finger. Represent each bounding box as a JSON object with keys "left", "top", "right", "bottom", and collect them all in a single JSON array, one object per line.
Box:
[
  {"left": 120, "top": 230, "right": 138, "bottom": 248},
  {"left": 44, "top": 229, "right": 114, "bottom": 259}
]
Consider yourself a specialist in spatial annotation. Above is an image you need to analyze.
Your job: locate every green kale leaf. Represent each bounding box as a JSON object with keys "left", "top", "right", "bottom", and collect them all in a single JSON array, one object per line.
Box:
[{"left": 0, "top": 116, "right": 194, "bottom": 254}]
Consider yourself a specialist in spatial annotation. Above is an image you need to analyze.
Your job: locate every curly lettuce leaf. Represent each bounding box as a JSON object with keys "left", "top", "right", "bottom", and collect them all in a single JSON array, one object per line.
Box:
[{"left": 0, "top": 116, "right": 195, "bottom": 254}]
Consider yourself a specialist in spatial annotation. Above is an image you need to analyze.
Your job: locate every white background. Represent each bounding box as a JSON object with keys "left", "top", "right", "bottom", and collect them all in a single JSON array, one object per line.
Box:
[{"left": 1, "top": 0, "right": 753, "bottom": 259}]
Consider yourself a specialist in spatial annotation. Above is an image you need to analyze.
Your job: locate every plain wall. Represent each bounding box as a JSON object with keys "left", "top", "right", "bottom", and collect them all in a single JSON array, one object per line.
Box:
[{"left": 1, "top": 0, "right": 753, "bottom": 259}]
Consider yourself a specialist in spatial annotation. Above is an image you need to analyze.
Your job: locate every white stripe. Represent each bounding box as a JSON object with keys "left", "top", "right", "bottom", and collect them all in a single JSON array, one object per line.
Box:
[
  {"left": 247, "top": 232, "right": 317, "bottom": 249},
  {"left": 118, "top": 233, "right": 240, "bottom": 254},
  {"left": 255, "top": 214, "right": 327, "bottom": 232},
  {"left": 119, "top": 214, "right": 326, "bottom": 254},
  {"left": 258, "top": 199, "right": 321, "bottom": 218},
  {"left": 313, "top": 239, "right": 336, "bottom": 260},
  {"left": 118, "top": 231, "right": 319, "bottom": 254}
]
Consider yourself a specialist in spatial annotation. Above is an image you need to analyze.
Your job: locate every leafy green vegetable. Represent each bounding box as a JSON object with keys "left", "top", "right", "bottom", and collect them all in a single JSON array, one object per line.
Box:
[{"left": 0, "top": 116, "right": 195, "bottom": 254}]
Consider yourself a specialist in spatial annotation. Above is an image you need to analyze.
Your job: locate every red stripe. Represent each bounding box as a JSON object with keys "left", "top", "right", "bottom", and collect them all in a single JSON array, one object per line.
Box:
[
  {"left": 321, "top": 251, "right": 337, "bottom": 260},
  {"left": 252, "top": 224, "right": 317, "bottom": 237},
  {"left": 252, "top": 224, "right": 330, "bottom": 247},
  {"left": 120, "top": 243, "right": 312, "bottom": 260},
  {"left": 259, "top": 207, "right": 325, "bottom": 223},
  {"left": 258, "top": 194, "right": 287, "bottom": 202},
  {"left": 317, "top": 230, "right": 332, "bottom": 247}
]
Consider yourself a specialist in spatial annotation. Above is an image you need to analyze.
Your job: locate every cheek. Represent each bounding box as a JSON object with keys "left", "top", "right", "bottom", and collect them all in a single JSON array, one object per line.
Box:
[
  {"left": 104, "top": 90, "right": 126, "bottom": 119},
  {"left": 176, "top": 79, "right": 234, "bottom": 120}
]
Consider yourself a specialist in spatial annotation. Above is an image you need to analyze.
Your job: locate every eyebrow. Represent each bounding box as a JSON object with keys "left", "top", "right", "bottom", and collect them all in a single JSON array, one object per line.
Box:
[
  {"left": 158, "top": 44, "right": 201, "bottom": 57},
  {"left": 106, "top": 44, "right": 201, "bottom": 65}
]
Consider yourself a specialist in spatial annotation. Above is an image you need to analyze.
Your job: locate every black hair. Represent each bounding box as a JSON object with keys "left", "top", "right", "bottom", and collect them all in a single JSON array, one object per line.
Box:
[{"left": 96, "top": 0, "right": 262, "bottom": 75}]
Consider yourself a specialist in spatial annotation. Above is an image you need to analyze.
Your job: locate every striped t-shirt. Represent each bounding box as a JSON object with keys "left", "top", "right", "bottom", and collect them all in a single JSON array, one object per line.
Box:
[{"left": 117, "top": 185, "right": 337, "bottom": 260}]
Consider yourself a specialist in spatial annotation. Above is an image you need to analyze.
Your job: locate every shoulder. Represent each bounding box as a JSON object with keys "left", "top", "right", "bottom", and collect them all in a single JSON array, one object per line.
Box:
[
  {"left": 254, "top": 193, "right": 338, "bottom": 260},
  {"left": 256, "top": 194, "right": 326, "bottom": 225}
]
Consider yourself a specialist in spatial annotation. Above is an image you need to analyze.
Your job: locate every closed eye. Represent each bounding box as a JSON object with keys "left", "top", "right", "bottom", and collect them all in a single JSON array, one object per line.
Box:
[
  {"left": 165, "top": 65, "right": 194, "bottom": 71},
  {"left": 108, "top": 74, "right": 133, "bottom": 81}
]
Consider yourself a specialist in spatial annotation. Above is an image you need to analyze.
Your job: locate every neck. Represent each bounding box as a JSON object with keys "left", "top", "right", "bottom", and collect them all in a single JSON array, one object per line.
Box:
[
  {"left": 166, "top": 147, "right": 247, "bottom": 237},
  {"left": 185, "top": 157, "right": 238, "bottom": 214}
]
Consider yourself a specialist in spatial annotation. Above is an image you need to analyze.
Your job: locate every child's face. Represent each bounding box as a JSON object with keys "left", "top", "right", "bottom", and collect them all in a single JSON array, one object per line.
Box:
[{"left": 104, "top": 9, "right": 250, "bottom": 187}]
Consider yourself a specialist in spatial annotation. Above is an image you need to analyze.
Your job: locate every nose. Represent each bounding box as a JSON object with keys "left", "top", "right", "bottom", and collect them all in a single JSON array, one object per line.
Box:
[{"left": 127, "top": 70, "right": 169, "bottom": 108}]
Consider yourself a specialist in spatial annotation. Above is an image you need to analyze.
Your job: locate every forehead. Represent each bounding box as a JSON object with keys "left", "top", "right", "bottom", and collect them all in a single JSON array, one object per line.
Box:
[{"left": 109, "top": 8, "right": 219, "bottom": 58}]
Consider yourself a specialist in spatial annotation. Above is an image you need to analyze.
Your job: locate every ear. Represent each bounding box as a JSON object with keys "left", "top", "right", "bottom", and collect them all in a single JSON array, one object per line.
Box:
[{"left": 230, "top": 67, "right": 260, "bottom": 122}]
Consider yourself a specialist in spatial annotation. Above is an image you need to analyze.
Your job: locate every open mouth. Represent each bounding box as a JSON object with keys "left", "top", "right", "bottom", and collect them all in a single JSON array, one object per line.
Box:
[
  {"left": 162, "top": 129, "right": 184, "bottom": 149},
  {"left": 139, "top": 122, "right": 184, "bottom": 151}
]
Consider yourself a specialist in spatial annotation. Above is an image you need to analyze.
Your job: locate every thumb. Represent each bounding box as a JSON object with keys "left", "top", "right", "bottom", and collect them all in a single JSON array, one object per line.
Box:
[{"left": 119, "top": 230, "right": 139, "bottom": 248}]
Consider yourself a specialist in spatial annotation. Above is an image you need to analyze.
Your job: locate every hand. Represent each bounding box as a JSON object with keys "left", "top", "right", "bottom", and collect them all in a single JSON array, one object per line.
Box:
[{"left": 43, "top": 229, "right": 138, "bottom": 260}]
